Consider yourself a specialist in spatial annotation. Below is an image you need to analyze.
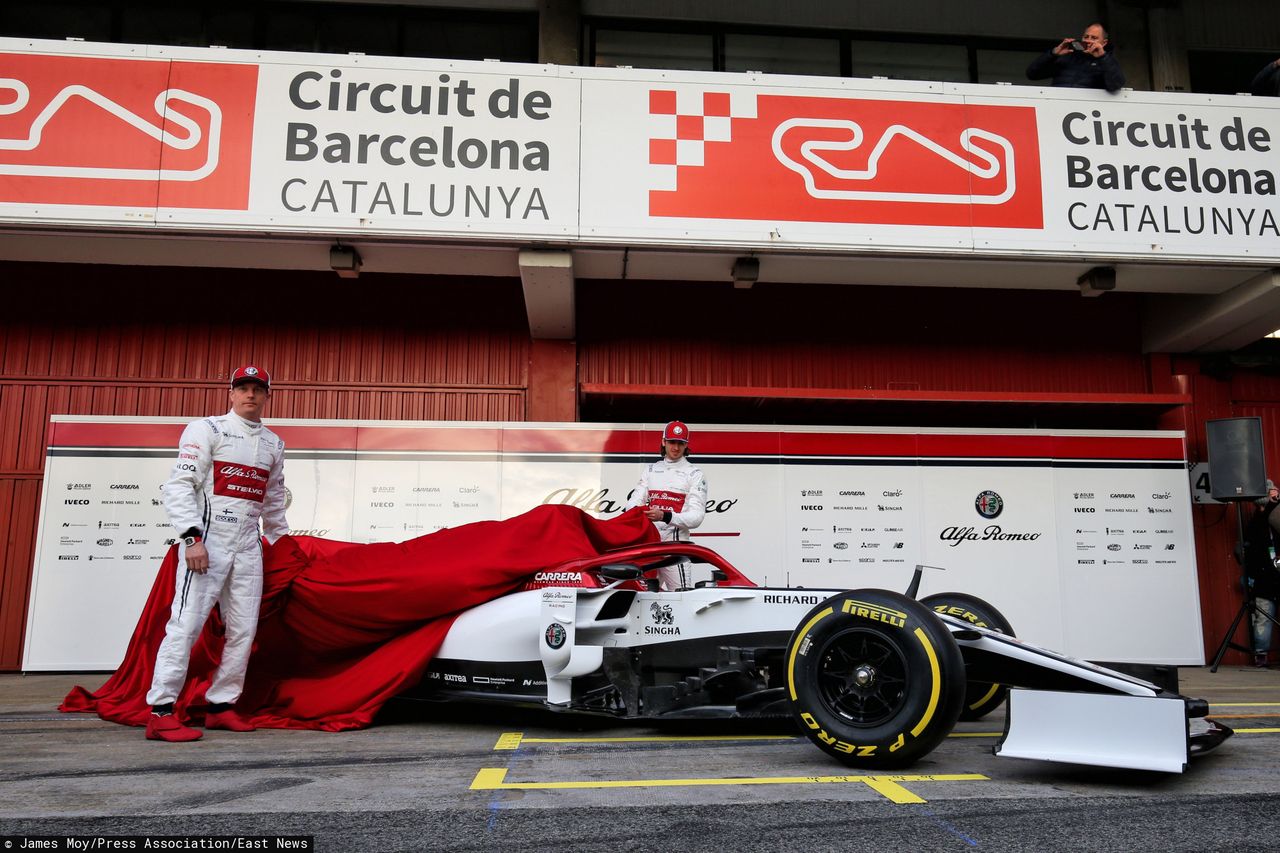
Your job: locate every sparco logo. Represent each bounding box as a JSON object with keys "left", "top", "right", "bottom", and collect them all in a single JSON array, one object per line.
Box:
[
  {"left": 1110, "top": 493, "right": 1136, "bottom": 499},
  {"left": 801, "top": 489, "right": 823, "bottom": 497},
  {"left": 96, "top": 538, "right": 113, "bottom": 546},
  {"left": 838, "top": 491, "right": 865, "bottom": 496},
  {"left": 65, "top": 499, "right": 89, "bottom": 505},
  {"left": 1074, "top": 507, "right": 1095, "bottom": 513},
  {"left": 110, "top": 484, "right": 139, "bottom": 490},
  {"left": 974, "top": 490, "right": 1003, "bottom": 519},
  {"left": 800, "top": 505, "right": 823, "bottom": 511}
]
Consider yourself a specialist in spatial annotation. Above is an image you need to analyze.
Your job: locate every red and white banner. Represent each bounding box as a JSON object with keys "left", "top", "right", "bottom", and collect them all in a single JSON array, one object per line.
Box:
[
  {"left": 2, "top": 38, "right": 1276, "bottom": 261},
  {"left": 26, "top": 417, "right": 1202, "bottom": 670}
]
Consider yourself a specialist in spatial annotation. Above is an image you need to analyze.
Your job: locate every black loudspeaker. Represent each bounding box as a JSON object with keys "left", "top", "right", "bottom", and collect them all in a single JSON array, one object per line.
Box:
[{"left": 1206, "top": 417, "right": 1268, "bottom": 501}]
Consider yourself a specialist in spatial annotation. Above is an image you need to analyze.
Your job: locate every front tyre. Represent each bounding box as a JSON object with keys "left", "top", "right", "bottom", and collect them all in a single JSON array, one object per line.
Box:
[
  {"left": 786, "top": 589, "right": 965, "bottom": 769},
  {"left": 921, "top": 592, "right": 1015, "bottom": 721}
]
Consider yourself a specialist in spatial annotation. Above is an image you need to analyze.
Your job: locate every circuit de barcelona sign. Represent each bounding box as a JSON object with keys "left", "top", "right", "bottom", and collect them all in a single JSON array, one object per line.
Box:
[{"left": 0, "top": 37, "right": 1277, "bottom": 262}]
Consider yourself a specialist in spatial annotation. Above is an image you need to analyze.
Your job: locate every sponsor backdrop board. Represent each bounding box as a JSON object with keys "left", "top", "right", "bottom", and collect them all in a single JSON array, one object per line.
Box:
[
  {"left": 25, "top": 417, "right": 1200, "bottom": 670},
  {"left": 0, "top": 39, "right": 1277, "bottom": 262}
]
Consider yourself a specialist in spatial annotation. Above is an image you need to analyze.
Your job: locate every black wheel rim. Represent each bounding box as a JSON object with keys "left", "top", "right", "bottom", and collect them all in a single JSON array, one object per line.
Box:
[{"left": 814, "top": 627, "right": 908, "bottom": 726}]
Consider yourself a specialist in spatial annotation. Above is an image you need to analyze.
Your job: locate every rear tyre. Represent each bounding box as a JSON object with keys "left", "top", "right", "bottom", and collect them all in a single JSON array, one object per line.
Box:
[
  {"left": 786, "top": 589, "right": 965, "bottom": 769},
  {"left": 921, "top": 592, "right": 1015, "bottom": 721}
]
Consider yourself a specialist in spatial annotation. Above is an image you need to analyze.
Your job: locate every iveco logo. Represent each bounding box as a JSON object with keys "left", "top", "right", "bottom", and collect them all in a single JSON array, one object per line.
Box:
[
  {"left": 1074, "top": 507, "right": 1096, "bottom": 513},
  {"left": 64, "top": 499, "right": 89, "bottom": 505},
  {"left": 800, "top": 505, "right": 823, "bottom": 511},
  {"left": 370, "top": 502, "right": 395, "bottom": 508}
]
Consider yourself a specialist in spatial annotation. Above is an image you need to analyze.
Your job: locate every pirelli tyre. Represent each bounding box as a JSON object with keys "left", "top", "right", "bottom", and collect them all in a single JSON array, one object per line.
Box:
[
  {"left": 785, "top": 589, "right": 965, "bottom": 769},
  {"left": 921, "top": 592, "right": 1015, "bottom": 721}
]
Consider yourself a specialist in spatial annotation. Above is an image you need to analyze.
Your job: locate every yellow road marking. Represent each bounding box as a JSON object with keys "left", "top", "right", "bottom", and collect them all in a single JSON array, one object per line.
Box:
[
  {"left": 494, "top": 731, "right": 1004, "bottom": 750},
  {"left": 1233, "top": 727, "right": 1280, "bottom": 733},
  {"left": 471, "top": 767, "right": 987, "bottom": 804},
  {"left": 1210, "top": 702, "right": 1280, "bottom": 707},
  {"left": 494, "top": 732, "right": 794, "bottom": 750}
]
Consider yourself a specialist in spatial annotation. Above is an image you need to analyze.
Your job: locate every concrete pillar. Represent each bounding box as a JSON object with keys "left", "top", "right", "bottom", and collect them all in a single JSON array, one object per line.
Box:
[{"left": 527, "top": 338, "right": 578, "bottom": 422}]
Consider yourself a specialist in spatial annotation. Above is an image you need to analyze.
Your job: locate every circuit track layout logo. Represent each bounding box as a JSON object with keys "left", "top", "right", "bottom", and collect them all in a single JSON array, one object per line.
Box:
[
  {"left": 648, "top": 89, "right": 1042, "bottom": 228},
  {"left": 0, "top": 52, "right": 258, "bottom": 209}
]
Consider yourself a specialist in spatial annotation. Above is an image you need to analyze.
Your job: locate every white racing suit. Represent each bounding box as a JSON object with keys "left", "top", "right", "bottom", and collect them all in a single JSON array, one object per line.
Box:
[
  {"left": 625, "top": 456, "right": 707, "bottom": 590},
  {"left": 146, "top": 411, "right": 288, "bottom": 707}
]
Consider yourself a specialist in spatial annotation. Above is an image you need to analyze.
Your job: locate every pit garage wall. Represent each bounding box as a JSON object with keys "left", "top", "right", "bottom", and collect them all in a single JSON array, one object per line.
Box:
[
  {"left": 0, "top": 261, "right": 531, "bottom": 669},
  {"left": 3, "top": 264, "right": 1280, "bottom": 668}
]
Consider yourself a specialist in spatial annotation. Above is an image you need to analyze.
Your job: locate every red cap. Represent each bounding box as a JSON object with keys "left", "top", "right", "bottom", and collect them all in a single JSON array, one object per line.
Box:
[
  {"left": 663, "top": 420, "right": 690, "bottom": 443},
  {"left": 230, "top": 365, "right": 271, "bottom": 390}
]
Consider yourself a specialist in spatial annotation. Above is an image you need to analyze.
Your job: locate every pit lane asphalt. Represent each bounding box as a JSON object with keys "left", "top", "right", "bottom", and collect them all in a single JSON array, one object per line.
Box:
[{"left": 3, "top": 667, "right": 1280, "bottom": 852}]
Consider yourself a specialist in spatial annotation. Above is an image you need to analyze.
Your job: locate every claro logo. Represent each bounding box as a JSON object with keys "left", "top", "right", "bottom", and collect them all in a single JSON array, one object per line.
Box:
[{"left": 0, "top": 53, "right": 259, "bottom": 209}]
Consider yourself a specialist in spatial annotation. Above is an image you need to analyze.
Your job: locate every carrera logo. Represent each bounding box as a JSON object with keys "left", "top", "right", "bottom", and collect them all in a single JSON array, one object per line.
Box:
[
  {"left": 0, "top": 53, "right": 258, "bottom": 210},
  {"left": 648, "top": 90, "right": 1042, "bottom": 229}
]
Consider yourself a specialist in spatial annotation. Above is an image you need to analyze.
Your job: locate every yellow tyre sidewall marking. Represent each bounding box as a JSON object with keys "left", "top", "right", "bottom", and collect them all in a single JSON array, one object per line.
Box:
[
  {"left": 908, "top": 626, "right": 941, "bottom": 738},
  {"left": 787, "top": 606, "right": 833, "bottom": 701}
]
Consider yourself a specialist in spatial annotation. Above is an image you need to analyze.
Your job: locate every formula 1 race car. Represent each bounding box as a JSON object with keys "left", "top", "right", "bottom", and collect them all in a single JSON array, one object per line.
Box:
[{"left": 412, "top": 541, "right": 1232, "bottom": 773}]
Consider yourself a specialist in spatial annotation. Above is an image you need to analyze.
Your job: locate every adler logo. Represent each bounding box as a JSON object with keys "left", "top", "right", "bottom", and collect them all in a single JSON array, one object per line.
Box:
[{"left": 800, "top": 489, "right": 823, "bottom": 497}]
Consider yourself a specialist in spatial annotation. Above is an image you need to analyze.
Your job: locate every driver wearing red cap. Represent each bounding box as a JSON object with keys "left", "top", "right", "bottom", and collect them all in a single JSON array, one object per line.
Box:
[
  {"left": 144, "top": 365, "right": 289, "bottom": 742},
  {"left": 625, "top": 421, "right": 707, "bottom": 590}
]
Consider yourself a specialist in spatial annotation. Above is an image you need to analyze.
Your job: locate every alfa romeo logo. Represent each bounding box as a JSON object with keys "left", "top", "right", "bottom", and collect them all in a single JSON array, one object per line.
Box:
[
  {"left": 544, "top": 623, "right": 567, "bottom": 649},
  {"left": 975, "top": 490, "right": 1004, "bottom": 519}
]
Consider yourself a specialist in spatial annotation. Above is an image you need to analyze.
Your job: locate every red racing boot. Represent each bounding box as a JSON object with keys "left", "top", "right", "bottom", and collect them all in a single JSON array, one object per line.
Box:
[
  {"left": 145, "top": 713, "right": 203, "bottom": 742},
  {"left": 205, "top": 708, "right": 257, "bottom": 732}
]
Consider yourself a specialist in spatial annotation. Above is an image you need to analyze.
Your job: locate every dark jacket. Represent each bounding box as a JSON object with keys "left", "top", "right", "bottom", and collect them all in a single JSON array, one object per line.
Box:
[
  {"left": 1027, "top": 45, "right": 1125, "bottom": 92},
  {"left": 1244, "top": 498, "right": 1280, "bottom": 598},
  {"left": 1251, "top": 61, "right": 1280, "bottom": 97}
]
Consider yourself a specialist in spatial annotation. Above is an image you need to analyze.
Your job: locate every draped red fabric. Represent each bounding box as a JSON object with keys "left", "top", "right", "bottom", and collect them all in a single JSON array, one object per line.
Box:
[{"left": 61, "top": 505, "right": 659, "bottom": 731}]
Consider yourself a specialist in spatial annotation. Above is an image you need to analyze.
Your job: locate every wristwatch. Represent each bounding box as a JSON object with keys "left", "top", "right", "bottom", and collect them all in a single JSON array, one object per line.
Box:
[{"left": 182, "top": 534, "right": 202, "bottom": 548}]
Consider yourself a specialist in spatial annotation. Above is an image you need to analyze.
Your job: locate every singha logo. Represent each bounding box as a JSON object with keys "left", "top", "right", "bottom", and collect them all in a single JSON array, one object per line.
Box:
[{"left": 650, "top": 602, "right": 674, "bottom": 625}]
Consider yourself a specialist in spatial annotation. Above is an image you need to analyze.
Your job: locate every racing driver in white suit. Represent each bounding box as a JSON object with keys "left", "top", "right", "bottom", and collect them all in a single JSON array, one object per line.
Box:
[
  {"left": 625, "top": 421, "right": 707, "bottom": 590},
  {"left": 145, "top": 365, "right": 288, "bottom": 742}
]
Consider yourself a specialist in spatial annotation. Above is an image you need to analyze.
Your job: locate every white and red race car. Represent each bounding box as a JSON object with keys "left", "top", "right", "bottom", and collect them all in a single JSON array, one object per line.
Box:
[{"left": 412, "top": 541, "right": 1231, "bottom": 773}]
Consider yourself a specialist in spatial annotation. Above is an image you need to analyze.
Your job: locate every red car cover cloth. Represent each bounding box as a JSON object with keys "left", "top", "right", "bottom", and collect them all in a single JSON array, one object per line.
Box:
[{"left": 61, "top": 505, "right": 658, "bottom": 731}]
